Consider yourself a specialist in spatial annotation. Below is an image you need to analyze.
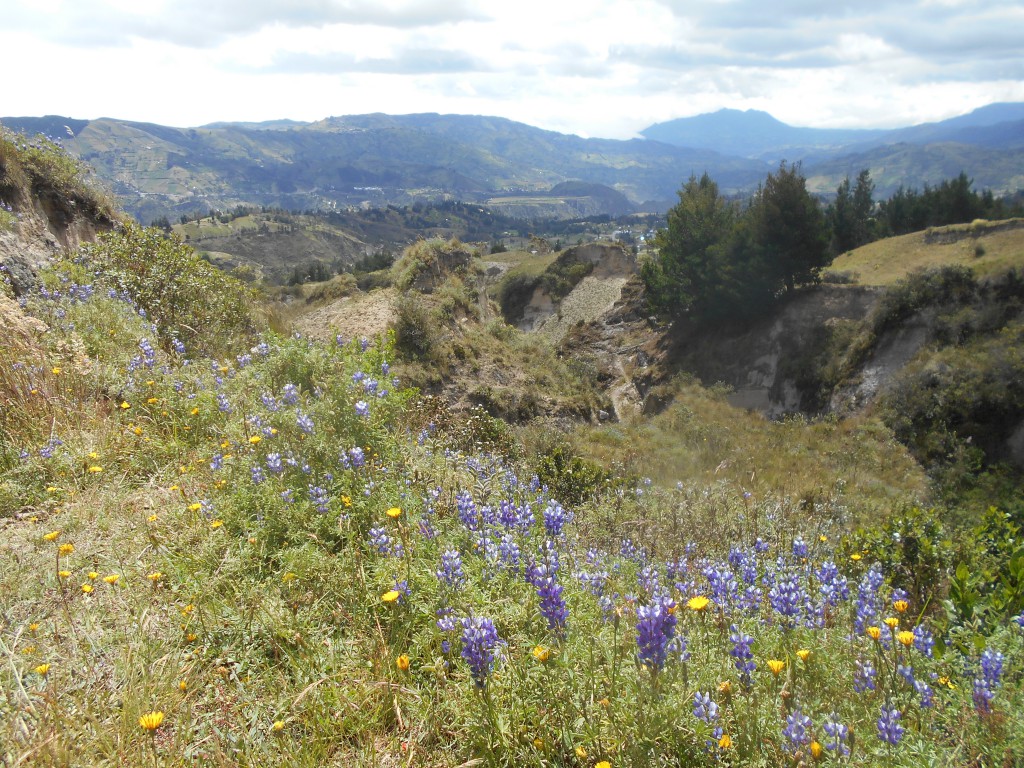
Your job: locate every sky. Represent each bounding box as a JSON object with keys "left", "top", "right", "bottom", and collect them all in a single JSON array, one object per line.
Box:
[{"left": 3, "top": 0, "right": 1024, "bottom": 140}]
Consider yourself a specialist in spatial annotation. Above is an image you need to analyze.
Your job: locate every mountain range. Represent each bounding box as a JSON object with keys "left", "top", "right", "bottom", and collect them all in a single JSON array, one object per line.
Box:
[{"left": 3, "top": 104, "right": 1022, "bottom": 222}]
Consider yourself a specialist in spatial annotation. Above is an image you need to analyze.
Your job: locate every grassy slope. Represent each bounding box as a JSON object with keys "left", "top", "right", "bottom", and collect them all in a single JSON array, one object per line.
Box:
[{"left": 831, "top": 219, "right": 1024, "bottom": 286}]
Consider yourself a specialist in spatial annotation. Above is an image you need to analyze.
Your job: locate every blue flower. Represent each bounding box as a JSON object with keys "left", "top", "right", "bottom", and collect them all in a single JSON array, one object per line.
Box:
[
  {"left": 823, "top": 714, "right": 850, "bottom": 756},
  {"left": 783, "top": 708, "right": 811, "bottom": 751},
  {"left": 729, "top": 624, "right": 756, "bottom": 685},
  {"left": 355, "top": 400, "right": 370, "bottom": 418},
  {"left": 460, "top": 616, "right": 502, "bottom": 687},
  {"left": 877, "top": 703, "right": 904, "bottom": 745},
  {"left": 693, "top": 691, "right": 719, "bottom": 723},
  {"left": 437, "top": 549, "right": 467, "bottom": 589},
  {"left": 537, "top": 576, "right": 569, "bottom": 635},
  {"left": 636, "top": 596, "right": 677, "bottom": 672}
]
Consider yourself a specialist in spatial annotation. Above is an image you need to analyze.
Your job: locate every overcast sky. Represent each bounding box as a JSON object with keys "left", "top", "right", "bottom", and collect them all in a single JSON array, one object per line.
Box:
[{"left": 4, "top": 0, "right": 1023, "bottom": 139}]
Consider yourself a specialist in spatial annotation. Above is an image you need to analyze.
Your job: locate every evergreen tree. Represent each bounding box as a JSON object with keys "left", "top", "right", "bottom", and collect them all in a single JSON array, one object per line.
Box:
[{"left": 750, "top": 162, "right": 830, "bottom": 293}]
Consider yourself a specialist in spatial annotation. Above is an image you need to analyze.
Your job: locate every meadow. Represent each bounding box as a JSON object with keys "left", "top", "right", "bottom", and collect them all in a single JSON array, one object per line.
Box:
[{"left": 1, "top": 228, "right": 1022, "bottom": 767}]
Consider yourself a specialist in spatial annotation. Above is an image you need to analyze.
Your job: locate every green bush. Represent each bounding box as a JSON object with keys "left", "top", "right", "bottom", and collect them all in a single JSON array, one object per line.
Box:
[{"left": 79, "top": 223, "right": 260, "bottom": 355}]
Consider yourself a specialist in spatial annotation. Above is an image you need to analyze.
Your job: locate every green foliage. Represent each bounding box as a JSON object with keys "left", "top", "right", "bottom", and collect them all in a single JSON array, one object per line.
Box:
[
  {"left": 751, "top": 162, "right": 831, "bottom": 293},
  {"left": 391, "top": 238, "right": 470, "bottom": 291},
  {"left": 80, "top": 223, "right": 260, "bottom": 355},
  {"left": 0, "top": 128, "right": 116, "bottom": 222},
  {"left": 844, "top": 507, "right": 953, "bottom": 609},
  {"left": 644, "top": 165, "right": 830, "bottom": 324},
  {"left": 828, "top": 169, "right": 876, "bottom": 254},
  {"left": 642, "top": 173, "right": 737, "bottom": 321},
  {"left": 496, "top": 272, "right": 541, "bottom": 325},
  {"left": 392, "top": 292, "right": 443, "bottom": 362},
  {"left": 533, "top": 444, "right": 612, "bottom": 506}
]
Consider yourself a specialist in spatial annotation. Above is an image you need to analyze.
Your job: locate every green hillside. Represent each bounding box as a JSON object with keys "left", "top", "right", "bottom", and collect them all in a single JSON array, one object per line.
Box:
[{"left": 2, "top": 134, "right": 1024, "bottom": 768}]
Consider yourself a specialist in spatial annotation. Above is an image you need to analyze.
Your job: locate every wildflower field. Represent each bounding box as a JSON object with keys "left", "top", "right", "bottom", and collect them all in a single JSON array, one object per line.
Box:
[{"left": 1, "top": 223, "right": 1023, "bottom": 767}]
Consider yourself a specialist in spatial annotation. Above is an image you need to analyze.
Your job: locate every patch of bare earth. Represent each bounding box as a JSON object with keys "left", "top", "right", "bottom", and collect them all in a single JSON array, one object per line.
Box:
[{"left": 292, "top": 288, "right": 398, "bottom": 343}]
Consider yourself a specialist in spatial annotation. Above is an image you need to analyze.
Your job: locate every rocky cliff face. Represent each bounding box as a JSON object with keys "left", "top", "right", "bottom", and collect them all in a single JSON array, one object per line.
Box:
[{"left": 0, "top": 179, "right": 114, "bottom": 295}]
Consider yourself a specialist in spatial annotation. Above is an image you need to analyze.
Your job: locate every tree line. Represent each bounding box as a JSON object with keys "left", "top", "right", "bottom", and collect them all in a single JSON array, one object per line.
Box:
[{"left": 643, "top": 165, "right": 1024, "bottom": 324}]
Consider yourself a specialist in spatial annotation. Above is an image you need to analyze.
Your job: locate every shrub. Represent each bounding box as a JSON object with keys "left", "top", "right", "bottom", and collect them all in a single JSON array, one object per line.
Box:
[{"left": 79, "top": 223, "right": 260, "bottom": 355}]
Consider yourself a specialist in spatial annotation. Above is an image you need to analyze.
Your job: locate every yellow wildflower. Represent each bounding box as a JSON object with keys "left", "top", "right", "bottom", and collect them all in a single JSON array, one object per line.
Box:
[
  {"left": 596, "top": 762, "right": 612, "bottom": 768},
  {"left": 687, "top": 595, "right": 710, "bottom": 612},
  {"left": 850, "top": 553, "right": 862, "bottom": 561},
  {"left": 896, "top": 631, "right": 916, "bottom": 647},
  {"left": 532, "top": 645, "right": 552, "bottom": 662},
  {"left": 58, "top": 570, "right": 71, "bottom": 579},
  {"left": 884, "top": 617, "right": 900, "bottom": 630},
  {"left": 272, "top": 720, "right": 285, "bottom": 733},
  {"left": 138, "top": 711, "right": 164, "bottom": 731},
  {"left": 810, "top": 740, "right": 823, "bottom": 759},
  {"left": 87, "top": 465, "right": 103, "bottom": 473},
  {"left": 796, "top": 649, "right": 811, "bottom": 662},
  {"left": 381, "top": 590, "right": 401, "bottom": 603},
  {"left": 28, "top": 623, "right": 39, "bottom": 633},
  {"left": 190, "top": 407, "right": 200, "bottom": 416},
  {"left": 43, "top": 530, "right": 60, "bottom": 542},
  {"left": 35, "top": 663, "right": 50, "bottom": 676},
  {"left": 867, "top": 626, "right": 882, "bottom": 641},
  {"left": 148, "top": 572, "right": 163, "bottom": 582},
  {"left": 396, "top": 654, "right": 411, "bottom": 671},
  {"left": 58, "top": 543, "right": 74, "bottom": 556},
  {"left": 104, "top": 574, "right": 120, "bottom": 584},
  {"left": 81, "top": 583, "right": 94, "bottom": 594},
  {"left": 767, "top": 659, "right": 786, "bottom": 676},
  {"left": 386, "top": 506, "right": 402, "bottom": 519},
  {"left": 51, "top": 366, "right": 62, "bottom": 375},
  {"left": 187, "top": 503, "right": 202, "bottom": 512},
  {"left": 281, "top": 572, "right": 297, "bottom": 583},
  {"left": 248, "top": 435, "right": 261, "bottom": 444},
  {"left": 120, "top": 401, "right": 131, "bottom": 410},
  {"left": 147, "top": 514, "right": 159, "bottom": 522},
  {"left": 718, "top": 734, "right": 732, "bottom": 749},
  {"left": 341, "top": 495, "right": 352, "bottom": 507},
  {"left": 210, "top": 519, "right": 223, "bottom": 529},
  {"left": 179, "top": 680, "right": 187, "bottom": 691},
  {"left": 575, "top": 746, "right": 587, "bottom": 759},
  {"left": 893, "top": 599, "right": 909, "bottom": 614},
  {"left": 87, "top": 571, "right": 98, "bottom": 580},
  {"left": 718, "top": 680, "right": 732, "bottom": 695},
  {"left": 938, "top": 676, "right": 956, "bottom": 689}
]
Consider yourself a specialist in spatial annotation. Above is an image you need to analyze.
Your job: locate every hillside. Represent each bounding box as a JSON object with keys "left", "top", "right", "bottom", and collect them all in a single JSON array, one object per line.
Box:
[
  {"left": 2, "top": 133, "right": 1024, "bottom": 768},
  {"left": 0, "top": 113, "right": 768, "bottom": 223}
]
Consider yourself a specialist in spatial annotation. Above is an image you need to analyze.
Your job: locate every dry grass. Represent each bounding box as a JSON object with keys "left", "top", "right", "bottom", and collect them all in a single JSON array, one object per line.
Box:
[{"left": 831, "top": 219, "right": 1024, "bottom": 286}]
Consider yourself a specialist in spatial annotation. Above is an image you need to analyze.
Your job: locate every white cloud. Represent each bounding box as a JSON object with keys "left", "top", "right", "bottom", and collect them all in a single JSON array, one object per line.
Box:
[{"left": 2, "top": 0, "right": 1023, "bottom": 138}]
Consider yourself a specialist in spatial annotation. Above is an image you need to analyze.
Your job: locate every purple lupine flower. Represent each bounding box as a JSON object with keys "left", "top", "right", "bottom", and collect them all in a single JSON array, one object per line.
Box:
[
  {"left": 823, "top": 715, "right": 850, "bottom": 756},
  {"left": 250, "top": 465, "right": 265, "bottom": 485},
  {"left": 308, "top": 484, "right": 329, "bottom": 513},
  {"left": 266, "top": 453, "right": 283, "bottom": 474},
  {"left": 973, "top": 647, "right": 1005, "bottom": 713},
  {"left": 261, "top": 392, "right": 279, "bottom": 412},
  {"left": 460, "top": 616, "right": 502, "bottom": 687},
  {"left": 355, "top": 400, "right": 370, "bottom": 418},
  {"left": 281, "top": 383, "right": 299, "bottom": 405},
  {"left": 855, "top": 563, "right": 885, "bottom": 633},
  {"left": 817, "top": 560, "right": 849, "bottom": 606},
  {"left": 854, "top": 658, "right": 877, "bottom": 692},
  {"left": 783, "top": 709, "right": 811, "bottom": 751},
  {"left": 296, "top": 411, "right": 314, "bottom": 434},
  {"left": 437, "top": 549, "right": 467, "bottom": 589},
  {"left": 769, "top": 570, "right": 806, "bottom": 627},
  {"left": 217, "top": 393, "right": 232, "bottom": 414},
  {"left": 636, "top": 597, "right": 677, "bottom": 672},
  {"left": 543, "top": 501, "right": 572, "bottom": 536},
  {"left": 915, "top": 679, "right": 935, "bottom": 708},
  {"left": 693, "top": 692, "right": 718, "bottom": 722},
  {"left": 171, "top": 338, "right": 186, "bottom": 354},
  {"left": 729, "top": 625, "right": 756, "bottom": 685},
  {"left": 347, "top": 446, "right": 365, "bottom": 469},
  {"left": 498, "top": 534, "right": 520, "bottom": 572},
  {"left": 537, "top": 576, "right": 569, "bottom": 635},
  {"left": 913, "top": 625, "right": 934, "bottom": 657},
  {"left": 877, "top": 703, "right": 904, "bottom": 745},
  {"left": 368, "top": 526, "right": 392, "bottom": 555},
  {"left": 456, "top": 490, "right": 479, "bottom": 531},
  {"left": 210, "top": 453, "right": 224, "bottom": 471},
  {"left": 792, "top": 536, "right": 808, "bottom": 559}
]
